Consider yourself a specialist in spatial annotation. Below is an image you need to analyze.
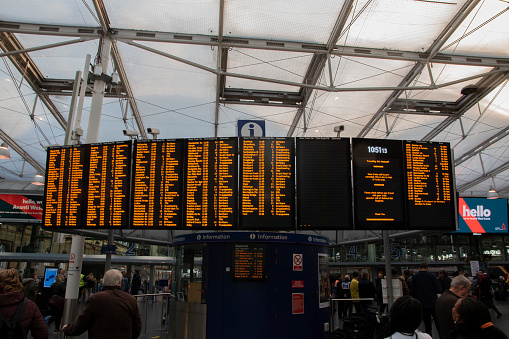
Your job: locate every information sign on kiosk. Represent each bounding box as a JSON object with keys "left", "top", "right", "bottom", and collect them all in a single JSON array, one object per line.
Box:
[
  {"left": 352, "top": 138, "right": 406, "bottom": 229},
  {"left": 43, "top": 267, "right": 59, "bottom": 288}
]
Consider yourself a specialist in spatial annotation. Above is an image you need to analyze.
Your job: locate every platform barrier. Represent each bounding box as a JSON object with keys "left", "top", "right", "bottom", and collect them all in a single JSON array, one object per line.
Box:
[
  {"left": 329, "top": 298, "right": 375, "bottom": 330},
  {"left": 134, "top": 292, "right": 174, "bottom": 334}
]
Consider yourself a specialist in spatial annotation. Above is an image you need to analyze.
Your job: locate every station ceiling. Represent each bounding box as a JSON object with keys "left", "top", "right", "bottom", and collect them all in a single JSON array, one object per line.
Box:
[{"left": 1, "top": 0, "right": 509, "bottom": 203}]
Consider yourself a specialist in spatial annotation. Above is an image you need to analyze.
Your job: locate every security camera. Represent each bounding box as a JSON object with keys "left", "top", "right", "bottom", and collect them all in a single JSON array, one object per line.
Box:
[
  {"left": 123, "top": 130, "right": 139, "bottom": 137},
  {"left": 147, "top": 128, "right": 160, "bottom": 135},
  {"left": 333, "top": 125, "right": 345, "bottom": 132}
]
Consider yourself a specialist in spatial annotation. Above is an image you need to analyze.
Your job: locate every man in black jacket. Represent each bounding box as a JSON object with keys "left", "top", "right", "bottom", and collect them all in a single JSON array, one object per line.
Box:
[
  {"left": 410, "top": 262, "right": 441, "bottom": 336},
  {"left": 358, "top": 272, "right": 376, "bottom": 313},
  {"left": 435, "top": 275, "right": 471, "bottom": 339},
  {"left": 478, "top": 271, "right": 502, "bottom": 318}
]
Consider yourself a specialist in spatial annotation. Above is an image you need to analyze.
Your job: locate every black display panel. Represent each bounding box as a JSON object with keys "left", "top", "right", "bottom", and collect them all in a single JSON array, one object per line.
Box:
[
  {"left": 85, "top": 141, "right": 132, "bottom": 228},
  {"left": 131, "top": 139, "right": 184, "bottom": 229},
  {"left": 352, "top": 138, "right": 405, "bottom": 230},
  {"left": 404, "top": 141, "right": 456, "bottom": 230},
  {"left": 43, "top": 145, "right": 86, "bottom": 228},
  {"left": 232, "top": 243, "right": 266, "bottom": 281},
  {"left": 296, "top": 138, "right": 353, "bottom": 230},
  {"left": 184, "top": 138, "right": 238, "bottom": 228},
  {"left": 239, "top": 138, "right": 295, "bottom": 230}
]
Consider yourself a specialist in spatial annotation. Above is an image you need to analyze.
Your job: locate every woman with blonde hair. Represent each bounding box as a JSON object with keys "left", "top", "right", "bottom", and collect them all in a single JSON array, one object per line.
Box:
[{"left": 0, "top": 268, "right": 47, "bottom": 339}]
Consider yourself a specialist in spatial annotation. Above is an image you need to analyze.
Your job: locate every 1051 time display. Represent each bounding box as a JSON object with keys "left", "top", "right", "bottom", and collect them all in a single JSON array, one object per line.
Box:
[{"left": 367, "top": 146, "right": 388, "bottom": 154}]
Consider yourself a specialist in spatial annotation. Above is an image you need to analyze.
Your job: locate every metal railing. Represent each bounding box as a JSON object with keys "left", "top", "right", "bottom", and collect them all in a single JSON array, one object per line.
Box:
[
  {"left": 329, "top": 298, "right": 375, "bottom": 330},
  {"left": 134, "top": 292, "right": 175, "bottom": 334}
]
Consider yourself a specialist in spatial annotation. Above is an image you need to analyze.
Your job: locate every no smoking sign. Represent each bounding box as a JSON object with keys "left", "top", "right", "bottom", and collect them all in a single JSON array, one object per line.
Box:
[{"left": 293, "top": 254, "right": 303, "bottom": 271}]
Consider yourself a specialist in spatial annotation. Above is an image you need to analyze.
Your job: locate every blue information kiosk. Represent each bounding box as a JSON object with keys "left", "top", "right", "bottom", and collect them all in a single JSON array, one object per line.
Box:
[{"left": 170, "top": 232, "right": 330, "bottom": 339}]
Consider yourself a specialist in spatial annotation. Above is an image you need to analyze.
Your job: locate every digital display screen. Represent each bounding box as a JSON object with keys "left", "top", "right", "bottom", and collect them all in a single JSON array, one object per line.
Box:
[
  {"left": 296, "top": 138, "right": 353, "bottom": 229},
  {"left": 184, "top": 138, "right": 238, "bottom": 228},
  {"left": 43, "top": 267, "right": 58, "bottom": 288},
  {"left": 232, "top": 243, "right": 266, "bottom": 281},
  {"left": 352, "top": 138, "right": 405, "bottom": 229},
  {"left": 404, "top": 141, "right": 456, "bottom": 230},
  {"left": 239, "top": 138, "right": 295, "bottom": 230},
  {"left": 456, "top": 198, "right": 508, "bottom": 234},
  {"left": 43, "top": 145, "right": 86, "bottom": 228},
  {"left": 131, "top": 139, "right": 184, "bottom": 229},
  {"left": 85, "top": 141, "right": 132, "bottom": 228}
]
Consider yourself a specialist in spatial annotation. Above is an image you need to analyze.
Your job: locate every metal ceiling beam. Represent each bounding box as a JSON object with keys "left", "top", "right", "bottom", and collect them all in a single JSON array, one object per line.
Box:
[
  {"left": 287, "top": 0, "right": 354, "bottom": 137},
  {"left": 0, "top": 128, "right": 45, "bottom": 174},
  {"left": 454, "top": 126, "right": 509, "bottom": 166},
  {"left": 91, "top": 0, "right": 147, "bottom": 139},
  {"left": 0, "top": 32, "right": 67, "bottom": 129},
  {"left": 421, "top": 68, "right": 509, "bottom": 141},
  {"left": 357, "top": 0, "right": 481, "bottom": 138},
  {"left": 4, "top": 20, "right": 509, "bottom": 68},
  {"left": 456, "top": 160, "right": 509, "bottom": 192},
  {"left": 214, "top": 0, "right": 226, "bottom": 137}
]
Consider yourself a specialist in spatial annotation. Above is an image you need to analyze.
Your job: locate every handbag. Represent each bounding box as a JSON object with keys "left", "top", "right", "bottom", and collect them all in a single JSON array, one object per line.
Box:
[{"left": 49, "top": 295, "right": 65, "bottom": 309}]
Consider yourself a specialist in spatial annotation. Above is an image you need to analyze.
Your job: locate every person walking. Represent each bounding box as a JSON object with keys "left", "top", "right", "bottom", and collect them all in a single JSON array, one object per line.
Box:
[
  {"left": 439, "top": 269, "right": 452, "bottom": 292},
  {"left": 410, "top": 262, "right": 442, "bottom": 336},
  {"left": 358, "top": 272, "right": 376, "bottom": 313},
  {"left": 121, "top": 271, "right": 130, "bottom": 293},
  {"left": 0, "top": 268, "right": 47, "bottom": 339},
  {"left": 478, "top": 271, "right": 502, "bottom": 318},
  {"left": 342, "top": 275, "right": 352, "bottom": 317},
  {"left": 84, "top": 273, "right": 96, "bottom": 300},
  {"left": 49, "top": 273, "right": 66, "bottom": 333},
  {"left": 21, "top": 272, "right": 38, "bottom": 303},
  {"left": 350, "top": 271, "right": 361, "bottom": 313},
  {"left": 436, "top": 275, "right": 471, "bottom": 339},
  {"left": 62, "top": 269, "right": 142, "bottom": 339},
  {"left": 131, "top": 270, "right": 142, "bottom": 296}
]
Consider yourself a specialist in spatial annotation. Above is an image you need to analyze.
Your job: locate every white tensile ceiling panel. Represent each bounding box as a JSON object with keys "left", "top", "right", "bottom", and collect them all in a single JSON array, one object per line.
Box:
[
  {"left": 116, "top": 43, "right": 218, "bottom": 138},
  {"left": 0, "top": 0, "right": 99, "bottom": 27},
  {"left": 336, "top": 0, "right": 470, "bottom": 52},
  {"left": 104, "top": 0, "right": 219, "bottom": 36},
  {"left": 224, "top": 0, "right": 347, "bottom": 43},
  {"left": 441, "top": 1, "right": 509, "bottom": 58}
]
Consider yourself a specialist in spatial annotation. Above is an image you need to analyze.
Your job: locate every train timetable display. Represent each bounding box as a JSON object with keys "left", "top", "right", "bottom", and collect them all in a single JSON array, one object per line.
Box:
[
  {"left": 239, "top": 138, "right": 295, "bottom": 230},
  {"left": 352, "top": 138, "right": 406, "bottom": 230},
  {"left": 86, "top": 141, "right": 132, "bottom": 228},
  {"left": 184, "top": 138, "right": 237, "bottom": 228},
  {"left": 296, "top": 138, "right": 353, "bottom": 230},
  {"left": 404, "top": 141, "right": 456, "bottom": 230},
  {"left": 232, "top": 243, "right": 266, "bottom": 281},
  {"left": 131, "top": 140, "right": 184, "bottom": 228},
  {"left": 43, "top": 145, "right": 86, "bottom": 228}
]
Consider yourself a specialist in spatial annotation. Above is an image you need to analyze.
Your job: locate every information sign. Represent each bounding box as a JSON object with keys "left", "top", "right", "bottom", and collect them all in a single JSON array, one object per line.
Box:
[
  {"left": 352, "top": 138, "right": 405, "bottom": 229},
  {"left": 184, "top": 138, "right": 237, "bottom": 228},
  {"left": 404, "top": 141, "right": 456, "bottom": 230},
  {"left": 232, "top": 243, "right": 266, "bottom": 281},
  {"left": 296, "top": 138, "right": 352, "bottom": 229},
  {"left": 239, "top": 138, "right": 295, "bottom": 230},
  {"left": 131, "top": 139, "right": 184, "bottom": 228}
]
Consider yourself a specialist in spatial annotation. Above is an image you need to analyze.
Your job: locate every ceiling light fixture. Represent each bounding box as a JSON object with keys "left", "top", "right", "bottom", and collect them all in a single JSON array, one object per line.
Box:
[
  {"left": 31, "top": 173, "right": 45, "bottom": 186},
  {"left": 0, "top": 142, "right": 10, "bottom": 159},
  {"left": 487, "top": 187, "right": 499, "bottom": 199}
]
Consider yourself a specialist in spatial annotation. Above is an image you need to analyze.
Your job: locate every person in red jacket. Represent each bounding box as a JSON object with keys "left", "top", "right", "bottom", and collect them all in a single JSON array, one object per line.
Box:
[
  {"left": 62, "top": 269, "right": 142, "bottom": 339},
  {"left": 0, "top": 268, "right": 48, "bottom": 339}
]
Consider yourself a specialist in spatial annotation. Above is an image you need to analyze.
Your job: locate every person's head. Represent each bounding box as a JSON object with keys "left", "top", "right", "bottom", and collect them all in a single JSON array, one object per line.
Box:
[
  {"left": 344, "top": 275, "right": 350, "bottom": 281},
  {"left": 419, "top": 262, "right": 428, "bottom": 271},
  {"left": 55, "top": 274, "right": 64, "bottom": 282},
  {"left": 439, "top": 270, "right": 447, "bottom": 278},
  {"left": 391, "top": 267, "right": 398, "bottom": 276},
  {"left": 0, "top": 269, "right": 23, "bottom": 293},
  {"left": 389, "top": 296, "right": 423, "bottom": 334},
  {"left": 103, "top": 269, "right": 123, "bottom": 287},
  {"left": 362, "top": 272, "right": 369, "bottom": 280},
  {"left": 477, "top": 270, "right": 483, "bottom": 277},
  {"left": 352, "top": 271, "right": 359, "bottom": 280},
  {"left": 450, "top": 297, "right": 509, "bottom": 339},
  {"left": 25, "top": 272, "right": 37, "bottom": 280},
  {"left": 403, "top": 269, "right": 411, "bottom": 278},
  {"left": 449, "top": 275, "right": 471, "bottom": 297},
  {"left": 123, "top": 271, "right": 127, "bottom": 277},
  {"left": 500, "top": 276, "right": 505, "bottom": 282}
]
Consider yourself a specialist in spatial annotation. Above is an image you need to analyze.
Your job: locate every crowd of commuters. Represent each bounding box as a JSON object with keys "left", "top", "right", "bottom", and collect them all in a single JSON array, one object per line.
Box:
[
  {"left": 0, "top": 267, "right": 143, "bottom": 338},
  {"left": 331, "top": 262, "right": 509, "bottom": 339}
]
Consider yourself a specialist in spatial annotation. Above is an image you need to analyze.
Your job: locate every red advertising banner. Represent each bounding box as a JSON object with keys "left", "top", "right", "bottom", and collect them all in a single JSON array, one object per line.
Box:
[{"left": 0, "top": 194, "right": 43, "bottom": 221}]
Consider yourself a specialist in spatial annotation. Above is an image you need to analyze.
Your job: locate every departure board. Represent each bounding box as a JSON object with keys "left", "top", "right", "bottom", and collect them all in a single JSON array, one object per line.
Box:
[
  {"left": 296, "top": 138, "right": 353, "bottom": 230},
  {"left": 131, "top": 139, "right": 184, "bottom": 229},
  {"left": 232, "top": 243, "right": 266, "bottom": 281},
  {"left": 43, "top": 145, "right": 86, "bottom": 228},
  {"left": 352, "top": 138, "right": 406, "bottom": 230},
  {"left": 184, "top": 138, "right": 237, "bottom": 228},
  {"left": 404, "top": 141, "right": 456, "bottom": 230},
  {"left": 85, "top": 141, "right": 132, "bottom": 228},
  {"left": 239, "top": 138, "right": 295, "bottom": 230}
]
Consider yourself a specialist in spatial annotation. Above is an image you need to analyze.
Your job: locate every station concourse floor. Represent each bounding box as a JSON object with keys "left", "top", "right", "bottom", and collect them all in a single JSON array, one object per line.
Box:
[{"left": 31, "top": 297, "right": 509, "bottom": 339}]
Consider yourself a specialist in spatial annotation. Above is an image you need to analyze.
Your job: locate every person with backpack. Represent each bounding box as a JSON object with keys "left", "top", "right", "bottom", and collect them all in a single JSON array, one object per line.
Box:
[
  {"left": 0, "top": 268, "right": 47, "bottom": 339},
  {"left": 21, "top": 273, "right": 38, "bottom": 303}
]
